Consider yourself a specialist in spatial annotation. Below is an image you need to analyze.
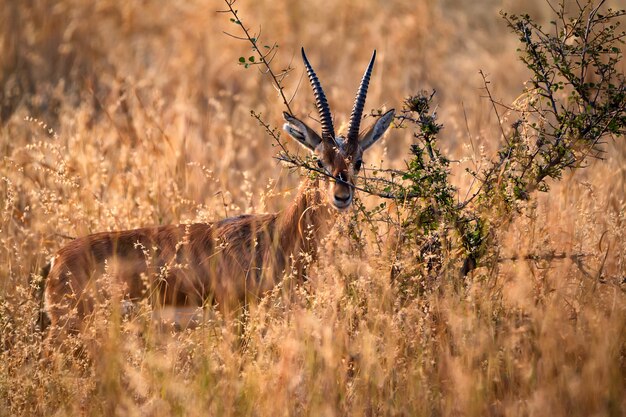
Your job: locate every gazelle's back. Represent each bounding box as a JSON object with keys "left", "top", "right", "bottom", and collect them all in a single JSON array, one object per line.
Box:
[{"left": 45, "top": 214, "right": 283, "bottom": 332}]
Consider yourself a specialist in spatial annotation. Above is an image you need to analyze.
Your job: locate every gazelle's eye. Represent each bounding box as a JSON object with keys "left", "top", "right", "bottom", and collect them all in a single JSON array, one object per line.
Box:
[
  {"left": 354, "top": 160, "right": 363, "bottom": 171},
  {"left": 316, "top": 159, "right": 324, "bottom": 169}
]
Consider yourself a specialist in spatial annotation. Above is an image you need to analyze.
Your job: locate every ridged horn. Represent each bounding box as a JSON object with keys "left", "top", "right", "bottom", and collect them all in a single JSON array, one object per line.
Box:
[
  {"left": 347, "top": 50, "right": 376, "bottom": 151},
  {"left": 301, "top": 48, "right": 336, "bottom": 145}
]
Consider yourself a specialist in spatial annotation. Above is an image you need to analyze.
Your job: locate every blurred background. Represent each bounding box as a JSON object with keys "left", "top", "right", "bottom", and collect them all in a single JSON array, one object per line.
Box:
[{"left": 0, "top": 1, "right": 624, "bottom": 415}]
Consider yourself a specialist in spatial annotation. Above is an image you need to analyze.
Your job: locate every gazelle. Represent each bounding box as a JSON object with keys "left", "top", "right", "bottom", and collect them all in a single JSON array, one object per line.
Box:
[{"left": 40, "top": 48, "right": 395, "bottom": 338}]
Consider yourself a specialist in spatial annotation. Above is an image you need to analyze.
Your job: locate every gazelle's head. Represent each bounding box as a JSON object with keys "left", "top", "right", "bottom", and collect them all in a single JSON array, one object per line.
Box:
[{"left": 283, "top": 48, "right": 395, "bottom": 211}]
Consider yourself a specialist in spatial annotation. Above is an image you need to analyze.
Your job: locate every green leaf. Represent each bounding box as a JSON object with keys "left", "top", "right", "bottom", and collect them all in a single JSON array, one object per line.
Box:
[
  {"left": 239, "top": 57, "right": 246, "bottom": 63},
  {"left": 248, "top": 56, "right": 255, "bottom": 62}
]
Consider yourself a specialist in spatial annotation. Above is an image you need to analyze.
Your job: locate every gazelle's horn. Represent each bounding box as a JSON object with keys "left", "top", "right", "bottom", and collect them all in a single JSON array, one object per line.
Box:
[
  {"left": 347, "top": 50, "right": 376, "bottom": 152},
  {"left": 301, "top": 48, "right": 336, "bottom": 145}
]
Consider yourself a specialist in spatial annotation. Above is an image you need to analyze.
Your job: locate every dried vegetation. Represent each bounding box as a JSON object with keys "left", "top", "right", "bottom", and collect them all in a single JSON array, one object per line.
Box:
[{"left": 0, "top": 0, "right": 624, "bottom": 416}]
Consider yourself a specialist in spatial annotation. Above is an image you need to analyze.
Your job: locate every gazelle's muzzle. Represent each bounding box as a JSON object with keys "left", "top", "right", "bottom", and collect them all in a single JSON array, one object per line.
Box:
[{"left": 330, "top": 173, "right": 353, "bottom": 210}]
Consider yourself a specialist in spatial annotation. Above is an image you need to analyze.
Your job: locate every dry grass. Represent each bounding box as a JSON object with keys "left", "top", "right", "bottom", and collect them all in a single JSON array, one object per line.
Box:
[{"left": 0, "top": 0, "right": 624, "bottom": 416}]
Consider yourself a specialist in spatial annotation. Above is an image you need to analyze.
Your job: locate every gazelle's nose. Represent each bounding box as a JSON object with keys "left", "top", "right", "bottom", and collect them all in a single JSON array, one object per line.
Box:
[
  {"left": 331, "top": 171, "right": 352, "bottom": 209},
  {"left": 332, "top": 184, "right": 352, "bottom": 210},
  {"left": 335, "top": 193, "right": 350, "bottom": 203}
]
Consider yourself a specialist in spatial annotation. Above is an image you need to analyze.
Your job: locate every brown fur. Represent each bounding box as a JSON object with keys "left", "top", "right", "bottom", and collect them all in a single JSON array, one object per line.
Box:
[{"left": 44, "top": 178, "right": 333, "bottom": 336}]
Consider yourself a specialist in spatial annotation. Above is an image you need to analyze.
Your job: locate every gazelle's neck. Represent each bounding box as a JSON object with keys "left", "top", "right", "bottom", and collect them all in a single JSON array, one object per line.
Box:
[{"left": 276, "top": 178, "right": 335, "bottom": 261}]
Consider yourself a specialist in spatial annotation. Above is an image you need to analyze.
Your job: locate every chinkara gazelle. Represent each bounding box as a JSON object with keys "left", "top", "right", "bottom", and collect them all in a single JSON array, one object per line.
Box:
[{"left": 39, "top": 48, "right": 395, "bottom": 340}]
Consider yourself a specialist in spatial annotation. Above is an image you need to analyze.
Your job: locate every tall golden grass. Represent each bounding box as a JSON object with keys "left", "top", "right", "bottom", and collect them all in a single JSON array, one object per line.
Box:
[{"left": 0, "top": 0, "right": 624, "bottom": 416}]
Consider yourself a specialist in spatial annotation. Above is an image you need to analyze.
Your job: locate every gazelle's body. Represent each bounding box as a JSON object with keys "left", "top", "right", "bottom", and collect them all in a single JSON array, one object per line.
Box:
[
  {"left": 45, "top": 180, "right": 331, "bottom": 330},
  {"left": 42, "top": 48, "right": 395, "bottom": 338}
]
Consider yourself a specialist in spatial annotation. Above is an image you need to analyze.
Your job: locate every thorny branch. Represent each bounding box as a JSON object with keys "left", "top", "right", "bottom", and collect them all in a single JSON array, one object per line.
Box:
[{"left": 219, "top": 0, "right": 294, "bottom": 115}]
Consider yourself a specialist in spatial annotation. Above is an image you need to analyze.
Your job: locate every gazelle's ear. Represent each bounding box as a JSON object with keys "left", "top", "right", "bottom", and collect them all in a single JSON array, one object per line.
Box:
[
  {"left": 359, "top": 109, "right": 395, "bottom": 151},
  {"left": 282, "top": 112, "right": 323, "bottom": 151}
]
